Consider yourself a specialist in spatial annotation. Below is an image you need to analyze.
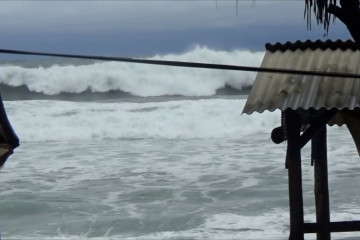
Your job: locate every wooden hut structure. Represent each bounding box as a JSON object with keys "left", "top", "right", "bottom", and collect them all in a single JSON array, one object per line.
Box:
[{"left": 243, "top": 40, "right": 360, "bottom": 240}]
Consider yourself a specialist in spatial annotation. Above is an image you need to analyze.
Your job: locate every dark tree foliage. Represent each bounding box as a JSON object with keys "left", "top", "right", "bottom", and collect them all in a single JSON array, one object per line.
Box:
[
  {"left": 304, "top": 0, "right": 335, "bottom": 30},
  {"left": 305, "top": 0, "right": 360, "bottom": 44}
]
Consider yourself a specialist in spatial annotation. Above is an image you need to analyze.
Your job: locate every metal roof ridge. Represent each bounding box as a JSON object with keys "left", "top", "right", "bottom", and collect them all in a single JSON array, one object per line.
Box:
[
  {"left": 242, "top": 106, "right": 360, "bottom": 115},
  {"left": 265, "top": 39, "right": 359, "bottom": 52}
]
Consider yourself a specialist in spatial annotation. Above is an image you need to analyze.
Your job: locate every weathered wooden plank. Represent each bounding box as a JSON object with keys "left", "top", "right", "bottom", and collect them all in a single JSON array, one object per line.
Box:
[
  {"left": 304, "top": 221, "right": 360, "bottom": 233},
  {"left": 285, "top": 109, "right": 304, "bottom": 240},
  {"left": 312, "top": 125, "right": 331, "bottom": 240}
]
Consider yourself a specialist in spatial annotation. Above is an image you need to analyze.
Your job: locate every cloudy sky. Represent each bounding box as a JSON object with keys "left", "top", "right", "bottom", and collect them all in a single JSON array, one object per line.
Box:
[{"left": 0, "top": 0, "right": 352, "bottom": 59}]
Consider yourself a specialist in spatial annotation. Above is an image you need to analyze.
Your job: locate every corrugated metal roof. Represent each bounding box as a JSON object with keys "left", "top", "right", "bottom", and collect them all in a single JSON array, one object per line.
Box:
[
  {"left": 265, "top": 39, "right": 359, "bottom": 52},
  {"left": 242, "top": 39, "right": 360, "bottom": 115}
]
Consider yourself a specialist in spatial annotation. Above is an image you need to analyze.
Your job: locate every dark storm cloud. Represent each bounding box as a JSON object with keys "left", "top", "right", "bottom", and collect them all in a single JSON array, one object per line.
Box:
[
  {"left": 0, "top": 1, "right": 307, "bottom": 33},
  {"left": 0, "top": 1, "right": 351, "bottom": 58}
]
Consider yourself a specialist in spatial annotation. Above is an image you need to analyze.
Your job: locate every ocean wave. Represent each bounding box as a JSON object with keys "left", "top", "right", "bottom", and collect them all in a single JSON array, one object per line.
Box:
[
  {"left": 4, "top": 99, "right": 280, "bottom": 142},
  {"left": 0, "top": 46, "right": 264, "bottom": 97}
]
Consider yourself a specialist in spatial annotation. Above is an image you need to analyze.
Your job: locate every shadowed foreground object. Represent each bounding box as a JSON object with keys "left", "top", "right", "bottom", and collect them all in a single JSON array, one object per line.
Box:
[
  {"left": 243, "top": 39, "right": 360, "bottom": 240},
  {"left": 0, "top": 93, "right": 19, "bottom": 167}
]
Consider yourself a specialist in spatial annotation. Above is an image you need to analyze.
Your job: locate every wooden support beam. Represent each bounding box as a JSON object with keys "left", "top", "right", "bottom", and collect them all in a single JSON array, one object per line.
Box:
[
  {"left": 299, "top": 109, "right": 337, "bottom": 149},
  {"left": 304, "top": 221, "right": 360, "bottom": 233},
  {"left": 312, "top": 126, "right": 331, "bottom": 240},
  {"left": 273, "top": 109, "right": 337, "bottom": 147},
  {"left": 285, "top": 109, "right": 304, "bottom": 240}
]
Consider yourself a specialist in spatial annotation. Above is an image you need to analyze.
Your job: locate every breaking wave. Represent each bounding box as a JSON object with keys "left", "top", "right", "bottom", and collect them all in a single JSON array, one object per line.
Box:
[
  {"left": 0, "top": 46, "right": 264, "bottom": 98},
  {"left": 4, "top": 99, "right": 280, "bottom": 142}
]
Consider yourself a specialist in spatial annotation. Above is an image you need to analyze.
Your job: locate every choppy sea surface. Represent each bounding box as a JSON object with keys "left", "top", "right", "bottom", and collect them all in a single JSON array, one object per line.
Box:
[{"left": 0, "top": 47, "right": 360, "bottom": 240}]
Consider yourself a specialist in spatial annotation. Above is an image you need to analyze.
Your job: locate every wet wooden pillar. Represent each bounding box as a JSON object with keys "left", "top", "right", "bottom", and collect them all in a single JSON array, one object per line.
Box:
[
  {"left": 312, "top": 125, "right": 331, "bottom": 240},
  {"left": 285, "top": 110, "right": 304, "bottom": 240}
]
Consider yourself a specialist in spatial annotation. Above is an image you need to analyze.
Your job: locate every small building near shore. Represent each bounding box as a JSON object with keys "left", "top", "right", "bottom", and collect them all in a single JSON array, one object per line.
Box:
[
  {"left": 242, "top": 39, "right": 360, "bottom": 239},
  {"left": 243, "top": 39, "right": 360, "bottom": 155}
]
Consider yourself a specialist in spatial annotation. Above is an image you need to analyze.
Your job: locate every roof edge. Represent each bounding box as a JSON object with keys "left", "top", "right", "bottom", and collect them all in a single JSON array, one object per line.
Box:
[
  {"left": 242, "top": 106, "right": 360, "bottom": 115},
  {"left": 265, "top": 39, "right": 359, "bottom": 52}
]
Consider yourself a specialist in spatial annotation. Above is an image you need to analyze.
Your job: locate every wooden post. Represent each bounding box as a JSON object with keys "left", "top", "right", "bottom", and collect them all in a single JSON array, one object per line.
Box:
[
  {"left": 285, "top": 110, "right": 304, "bottom": 240},
  {"left": 312, "top": 125, "right": 331, "bottom": 240}
]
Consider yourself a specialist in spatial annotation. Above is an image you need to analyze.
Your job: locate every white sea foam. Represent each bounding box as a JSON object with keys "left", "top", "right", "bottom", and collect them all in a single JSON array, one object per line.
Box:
[
  {"left": 0, "top": 46, "right": 264, "bottom": 96},
  {"left": 6, "top": 211, "right": 360, "bottom": 240},
  {"left": 2, "top": 101, "right": 360, "bottom": 240},
  {"left": 4, "top": 98, "right": 279, "bottom": 142}
]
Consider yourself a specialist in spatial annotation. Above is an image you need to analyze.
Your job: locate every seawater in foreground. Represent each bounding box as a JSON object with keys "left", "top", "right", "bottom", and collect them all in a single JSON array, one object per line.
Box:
[{"left": 0, "top": 99, "right": 360, "bottom": 239}]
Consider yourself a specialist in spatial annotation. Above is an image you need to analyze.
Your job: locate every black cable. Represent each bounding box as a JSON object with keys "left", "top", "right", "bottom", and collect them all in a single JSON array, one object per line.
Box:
[{"left": 0, "top": 48, "right": 359, "bottom": 79}]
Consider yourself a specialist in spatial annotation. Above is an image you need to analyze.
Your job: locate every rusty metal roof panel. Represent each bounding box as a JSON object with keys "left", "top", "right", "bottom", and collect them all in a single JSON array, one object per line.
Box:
[{"left": 242, "top": 40, "right": 360, "bottom": 115}]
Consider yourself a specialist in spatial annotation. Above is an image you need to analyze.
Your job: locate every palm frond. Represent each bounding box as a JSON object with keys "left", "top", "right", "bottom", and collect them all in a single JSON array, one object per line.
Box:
[{"left": 304, "top": 0, "right": 337, "bottom": 32}]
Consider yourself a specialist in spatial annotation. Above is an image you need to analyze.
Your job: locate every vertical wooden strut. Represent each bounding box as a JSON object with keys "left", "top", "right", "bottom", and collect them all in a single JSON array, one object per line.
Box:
[
  {"left": 285, "top": 109, "right": 304, "bottom": 240},
  {"left": 312, "top": 125, "right": 331, "bottom": 240}
]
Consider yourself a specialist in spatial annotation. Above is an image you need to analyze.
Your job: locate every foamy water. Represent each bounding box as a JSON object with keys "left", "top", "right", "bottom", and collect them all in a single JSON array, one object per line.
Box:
[
  {"left": 3, "top": 98, "right": 279, "bottom": 142},
  {"left": 1, "top": 98, "right": 360, "bottom": 240}
]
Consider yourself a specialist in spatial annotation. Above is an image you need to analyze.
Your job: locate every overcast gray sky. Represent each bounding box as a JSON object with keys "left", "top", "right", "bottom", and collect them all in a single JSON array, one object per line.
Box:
[{"left": 0, "top": 0, "right": 352, "bottom": 59}]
